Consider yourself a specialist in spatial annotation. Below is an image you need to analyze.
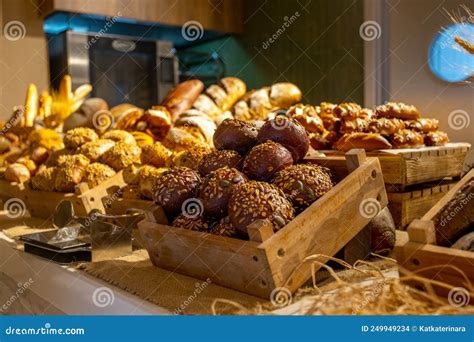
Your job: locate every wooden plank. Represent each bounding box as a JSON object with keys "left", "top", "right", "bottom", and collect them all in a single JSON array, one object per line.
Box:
[
  {"left": 407, "top": 219, "right": 436, "bottom": 244},
  {"left": 247, "top": 220, "right": 274, "bottom": 243},
  {"left": 138, "top": 220, "right": 274, "bottom": 298}
]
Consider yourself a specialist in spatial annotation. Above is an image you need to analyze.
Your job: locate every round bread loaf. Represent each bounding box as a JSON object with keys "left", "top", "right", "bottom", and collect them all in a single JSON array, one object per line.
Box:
[
  {"left": 242, "top": 141, "right": 293, "bottom": 181},
  {"left": 228, "top": 181, "right": 295, "bottom": 234},
  {"left": 199, "top": 167, "right": 247, "bottom": 219},
  {"left": 198, "top": 149, "right": 243, "bottom": 176},
  {"left": 152, "top": 167, "right": 201, "bottom": 218},
  {"left": 213, "top": 119, "right": 258, "bottom": 154},
  {"left": 172, "top": 214, "right": 209, "bottom": 232}
]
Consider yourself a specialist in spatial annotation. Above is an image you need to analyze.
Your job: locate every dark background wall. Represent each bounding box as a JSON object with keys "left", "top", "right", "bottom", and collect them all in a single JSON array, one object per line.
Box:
[{"left": 184, "top": 0, "right": 365, "bottom": 105}]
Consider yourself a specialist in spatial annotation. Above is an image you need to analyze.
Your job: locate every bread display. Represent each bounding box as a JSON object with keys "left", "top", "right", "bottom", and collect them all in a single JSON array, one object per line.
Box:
[
  {"left": 199, "top": 167, "right": 247, "bottom": 218},
  {"left": 152, "top": 167, "right": 201, "bottom": 218},
  {"left": 258, "top": 116, "right": 309, "bottom": 161},
  {"left": 273, "top": 164, "right": 333, "bottom": 211},
  {"left": 213, "top": 119, "right": 259, "bottom": 154},
  {"left": 243, "top": 141, "right": 293, "bottom": 181},
  {"left": 228, "top": 181, "right": 295, "bottom": 234}
]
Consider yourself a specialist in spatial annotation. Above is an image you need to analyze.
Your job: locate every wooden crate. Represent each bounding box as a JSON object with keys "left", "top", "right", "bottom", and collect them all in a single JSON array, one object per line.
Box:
[
  {"left": 395, "top": 169, "right": 474, "bottom": 300},
  {"left": 138, "top": 150, "right": 388, "bottom": 298},
  {"left": 323, "top": 143, "right": 470, "bottom": 189},
  {"left": 0, "top": 172, "right": 126, "bottom": 219},
  {"left": 387, "top": 181, "right": 457, "bottom": 230}
]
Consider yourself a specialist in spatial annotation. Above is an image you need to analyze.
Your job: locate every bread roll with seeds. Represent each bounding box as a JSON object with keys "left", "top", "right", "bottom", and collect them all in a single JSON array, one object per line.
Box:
[
  {"left": 138, "top": 165, "right": 168, "bottom": 199},
  {"left": 152, "top": 167, "right": 201, "bottom": 218},
  {"left": 198, "top": 149, "right": 243, "bottom": 176},
  {"left": 368, "top": 118, "right": 405, "bottom": 136},
  {"left": 273, "top": 164, "right": 333, "bottom": 211},
  {"left": 406, "top": 118, "right": 439, "bottom": 132},
  {"left": 140, "top": 142, "right": 172, "bottom": 167},
  {"left": 424, "top": 130, "right": 449, "bottom": 146},
  {"left": 199, "top": 167, "right": 247, "bottom": 219},
  {"left": 172, "top": 214, "right": 210, "bottom": 232},
  {"left": 243, "top": 141, "right": 293, "bottom": 181},
  {"left": 258, "top": 116, "right": 310, "bottom": 161},
  {"left": 121, "top": 184, "right": 142, "bottom": 200},
  {"left": 83, "top": 163, "right": 116, "bottom": 188},
  {"left": 101, "top": 141, "right": 141, "bottom": 170},
  {"left": 390, "top": 129, "right": 424, "bottom": 149},
  {"left": 30, "top": 166, "right": 57, "bottom": 191},
  {"left": 375, "top": 102, "right": 420, "bottom": 120},
  {"left": 228, "top": 181, "right": 295, "bottom": 234},
  {"left": 102, "top": 130, "right": 136, "bottom": 145},
  {"left": 171, "top": 144, "right": 211, "bottom": 170},
  {"left": 213, "top": 119, "right": 258, "bottom": 154},
  {"left": 63, "top": 127, "right": 98, "bottom": 149},
  {"left": 79, "top": 139, "right": 115, "bottom": 161},
  {"left": 209, "top": 216, "right": 245, "bottom": 239},
  {"left": 54, "top": 154, "right": 90, "bottom": 192},
  {"left": 287, "top": 104, "right": 325, "bottom": 134}
]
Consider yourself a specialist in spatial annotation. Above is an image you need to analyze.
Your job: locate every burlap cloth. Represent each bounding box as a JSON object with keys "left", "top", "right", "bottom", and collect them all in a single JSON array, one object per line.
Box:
[{"left": 0, "top": 212, "right": 263, "bottom": 314}]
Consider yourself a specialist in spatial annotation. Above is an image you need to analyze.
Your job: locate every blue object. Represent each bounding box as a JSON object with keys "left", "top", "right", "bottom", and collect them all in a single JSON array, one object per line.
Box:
[{"left": 429, "top": 23, "right": 474, "bottom": 82}]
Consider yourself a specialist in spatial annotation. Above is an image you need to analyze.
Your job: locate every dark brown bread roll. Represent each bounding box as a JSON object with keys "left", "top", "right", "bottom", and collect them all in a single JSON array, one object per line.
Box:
[
  {"left": 273, "top": 164, "right": 333, "bottom": 211},
  {"left": 161, "top": 80, "right": 205, "bottom": 121},
  {"left": 228, "top": 181, "right": 295, "bottom": 234},
  {"left": 258, "top": 116, "right": 310, "bottom": 161},
  {"left": 199, "top": 167, "right": 247, "bottom": 219},
  {"left": 198, "top": 149, "right": 243, "bottom": 176},
  {"left": 213, "top": 119, "right": 259, "bottom": 154},
  {"left": 424, "top": 130, "right": 449, "bottom": 146},
  {"left": 390, "top": 129, "right": 424, "bottom": 149},
  {"left": 209, "top": 216, "right": 247, "bottom": 239},
  {"left": 172, "top": 214, "right": 210, "bottom": 232},
  {"left": 152, "top": 167, "right": 201, "bottom": 218},
  {"left": 333, "top": 133, "right": 392, "bottom": 151},
  {"left": 243, "top": 141, "right": 293, "bottom": 181},
  {"left": 368, "top": 207, "right": 396, "bottom": 255}
]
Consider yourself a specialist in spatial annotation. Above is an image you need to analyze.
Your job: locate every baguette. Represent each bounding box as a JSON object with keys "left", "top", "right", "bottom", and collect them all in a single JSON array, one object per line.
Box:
[
  {"left": 161, "top": 80, "right": 204, "bottom": 121},
  {"left": 333, "top": 133, "right": 392, "bottom": 151},
  {"left": 193, "top": 94, "right": 222, "bottom": 120},
  {"left": 269, "top": 82, "right": 302, "bottom": 108}
]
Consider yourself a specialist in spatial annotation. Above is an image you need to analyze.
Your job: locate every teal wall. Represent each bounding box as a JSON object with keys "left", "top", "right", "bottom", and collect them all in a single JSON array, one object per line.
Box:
[{"left": 183, "top": 0, "right": 365, "bottom": 105}]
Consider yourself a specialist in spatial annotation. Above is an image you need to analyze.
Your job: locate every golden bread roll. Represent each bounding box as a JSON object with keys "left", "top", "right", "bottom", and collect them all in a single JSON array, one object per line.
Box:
[
  {"left": 5, "top": 163, "right": 31, "bottom": 183},
  {"left": 407, "top": 118, "right": 439, "bottom": 132},
  {"left": 219, "top": 77, "right": 246, "bottom": 106},
  {"left": 375, "top": 102, "right": 420, "bottom": 120},
  {"left": 54, "top": 154, "right": 90, "bottom": 192},
  {"left": 63, "top": 127, "right": 98, "bottom": 149},
  {"left": 79, "top": 139, "right": 116, "bottom": 161},
  {"left": 193, "top": 94, "right": 222, "bottom": 120},
  {"left": 30, "top": 166, "right": 57, "bottom": 191},
  {"left": 83, "top": 162, "right": 116, "bottom": 188},
  {"left": 390, "top": 129, "right": 424, "bottom": 149},
  {"left": 135, "top": 107, "right": 172, "bottom": 141},
  {"left": 424, "top": 130, "right": 449, "bottom": 146},
  {"left": 287, "top": 104, "right": 325, "bottom": 134},
  {"left": 102, "top": 130, "right": 136, "bottom": 145},
  {"left": 334, "top": 133, "right": 392, "bottom": 151},
  {"left": 339, "top": 118, "right": 370, "bottom": 134},
  {"left": 100, "top": 141, "right": 141, "bottom": 171},
  {"left": 269, "top": 82, "right": 302, "bottom": 108},
  {"left": 368, "top": 118, "right": 405, "bottom": 135},
  {"left": 140, "top": 142, "right": 172, "bottom": 167}
]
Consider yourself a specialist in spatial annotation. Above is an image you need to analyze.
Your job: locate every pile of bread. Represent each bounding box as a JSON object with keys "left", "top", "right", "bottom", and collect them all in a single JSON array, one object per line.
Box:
[{"left": 295, "top": 102, "right": 449, "bottom": 151}]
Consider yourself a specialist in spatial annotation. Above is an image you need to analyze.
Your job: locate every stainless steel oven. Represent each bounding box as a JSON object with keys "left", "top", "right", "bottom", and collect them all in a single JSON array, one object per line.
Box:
[{"left": 47, "top": 31, "right": 179, "bottom": 108}]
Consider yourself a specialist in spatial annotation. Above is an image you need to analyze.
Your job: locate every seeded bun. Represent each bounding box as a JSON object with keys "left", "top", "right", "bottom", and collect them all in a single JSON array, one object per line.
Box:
[
  {"left": 140, "top": 142, "right": 172, "bottom": 167},
  {"left": 63, "top": 127, "right": 98, "bottom": 149},
  {"left": 242, "top": 141, "right": 293, "bottom": 181},
  {"left": 152, "top": 167, "right": 201, "bottom": 218},
  {"left": 172, "top": 214, "right": 209, "bottom": 232},
  {"left": 83, "top": 162, "right": 116, "bottom": 188},
  {"left": 273, "top": 164, "right": 333, "bottom": 211},
  {"left": 171, "top": 144, "right": 211, "bottom": 170},
  {"left": 199, "top": 167, "right": 247, "bottom": 219},
  {"left": 213, "top": 119, "right": 258, "bottom": 154},
  {"left": 228, "top": 181, "right": 295, "bottom": 234},
  {"left": 258, "top": 116, "right": 309, "bottom": 161},
  {"left": 101, "top": 141, "right": 141, "bottom": 170},
  {"left": 209, "top": 216, "right": 245, "bottom": 239},
  {"left": 102, "top": 130, "right": 136, "bottom": 145},
  {"left": 198, "top": 149, "right": 243, "bottom": 176}
]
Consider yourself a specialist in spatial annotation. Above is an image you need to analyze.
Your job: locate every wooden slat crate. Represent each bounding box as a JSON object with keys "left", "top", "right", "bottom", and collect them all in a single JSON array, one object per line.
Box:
[
  {"left": 0, "top": 172, "right": 126, "bottom": 219},
  {"left": 323, "top": 143, "right": 470, "bottom": 190},
  {"left": 387, "top": 181, "right": 457, "bottom": 229},
  {"left": 395, "top": 169, "right": 474, "bottom": 301},
  {"left": 138, "top": 150, "right": 388, "bottom": 298}
]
